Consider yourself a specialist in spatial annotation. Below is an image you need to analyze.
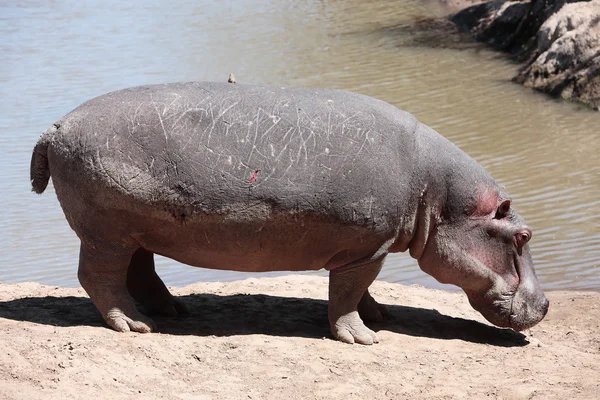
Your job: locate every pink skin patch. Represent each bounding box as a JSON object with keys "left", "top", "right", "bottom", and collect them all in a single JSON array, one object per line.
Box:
[
  {"left": 472, "top": 184, "right": 502, "bottom": 216},
  {"left": 468, "top": 184, "right": 520, "bottom": 288}
]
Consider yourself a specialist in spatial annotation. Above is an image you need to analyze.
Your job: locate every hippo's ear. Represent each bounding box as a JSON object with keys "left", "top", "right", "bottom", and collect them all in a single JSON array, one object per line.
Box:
[{"left": 494, "top": 199, "right": 511, "bottom": 219}]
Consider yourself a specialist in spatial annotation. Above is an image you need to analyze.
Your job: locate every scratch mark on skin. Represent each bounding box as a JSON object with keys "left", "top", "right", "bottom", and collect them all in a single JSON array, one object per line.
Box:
[
  {"left": 300, "top": 229, "right": 310, "bottom": 241},
  {"left": 278, "top": 163, "right": 294, "bottom": 182},
  {"left": 296, "top": 127, "right": 315, "bottom": 165},
  {"left": 173, "top": 107, "right": 204, "bottom": 133},
  {"left": 319, "top": 162, "right": 332, "bottom": 171},
  {"left": 171, "top": 93, "right": 211, "bottom": 128},
  {"left": 246, "top": 107, "right": 264, "bottom": 164},
  {"left": 223, "top": 123, "right": 231, "bottom": 138},
  {"left": 151, "top": 95, "right": 169, "bottom": 142},
  {"left": 125, "top": 114, "right": 135, "bottom": 137},
  {"left": 163, "top": 94, "right": 182, "bottom": 115},
  {"left": 202, "top": 102, "right": 215, "bottom": 144},
  {"left": 281, "top": 126, "right": 295, "bottom": 143},
  {"left": 204, "top": 232, "right": 211, "bottom": 244},
  {"left": 188, "top": 158, "right": 243, "bottom": 184},
  {"left": 299, "top": 194, "right": 318, "bottom": 210},
  {"left": 125, "top": 100, "right": 148, "bottom": 137},
  {"left": 261, "top": 114, "right": 280, "bottom": 139},
  {"left": 231, "top": 201, "right": 269, "bottom": 215},
  {"left": 96, "top": 150, "right": 130, "bottom": 193},
  {"left": 326, "top": 110, "right": 333, "bottom": 140},
  {"left": 251, "top": 146, "right": 269, "bottom": 163},
  {"left": 182, "top": 134, "right": 195, "bottom": 152},
  {"left": 340, "top": 112, "right": 361, "bottom": 126},
  {"left": 134, "top": 101, "right": 147, "bottom": 122},
  {"left": 356, "top": 129, "right": 371, "bottom": 156},
  {"left": 238, "top": 160, "right": 251, "bottom": 171},
  {"left": 208, "top": 100, "right": 239, "bottom": 146}
]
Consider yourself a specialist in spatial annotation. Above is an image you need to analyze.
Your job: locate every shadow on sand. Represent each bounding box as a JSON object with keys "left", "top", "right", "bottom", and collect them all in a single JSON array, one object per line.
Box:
[{"left": 0, "top": 292, "right": 527, "bottom": 347}]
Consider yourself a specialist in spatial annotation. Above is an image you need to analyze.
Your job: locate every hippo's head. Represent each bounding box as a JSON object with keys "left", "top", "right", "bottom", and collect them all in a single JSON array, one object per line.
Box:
[{"left": 417, "top": 184, "right": 549, "bottom": 331}]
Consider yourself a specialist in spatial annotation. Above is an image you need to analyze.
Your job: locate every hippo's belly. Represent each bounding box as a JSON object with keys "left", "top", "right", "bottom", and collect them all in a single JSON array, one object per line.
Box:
[{"left": 131, "top": 211, "right": 391, "bottom": 273}]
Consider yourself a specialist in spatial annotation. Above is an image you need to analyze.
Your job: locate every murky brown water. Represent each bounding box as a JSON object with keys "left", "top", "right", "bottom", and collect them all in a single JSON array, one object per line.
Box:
[{"left": 2, "top": 0, "right": 598, "bottom": 290}]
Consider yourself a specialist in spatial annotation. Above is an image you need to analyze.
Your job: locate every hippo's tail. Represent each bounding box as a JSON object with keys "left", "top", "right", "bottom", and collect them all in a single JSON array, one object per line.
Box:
[{"left": 30, "top": 123, "right": 57, "bottom": 194}]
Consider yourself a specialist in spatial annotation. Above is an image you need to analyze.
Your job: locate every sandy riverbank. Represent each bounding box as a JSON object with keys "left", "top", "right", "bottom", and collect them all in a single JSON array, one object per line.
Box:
[{"left": 1, "top": 276, "right": 598, "bottom": 399}]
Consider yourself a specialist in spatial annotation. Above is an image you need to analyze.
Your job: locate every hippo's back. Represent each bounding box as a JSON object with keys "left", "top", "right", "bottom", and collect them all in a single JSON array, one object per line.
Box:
[{"left": 49, "top": 82, "right": 420, "bottom": 228}]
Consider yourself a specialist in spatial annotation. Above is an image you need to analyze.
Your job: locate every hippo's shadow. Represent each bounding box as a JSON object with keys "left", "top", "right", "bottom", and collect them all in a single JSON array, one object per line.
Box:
[{"left": 0, "top": 293, "right": 527, "bottom": 347}]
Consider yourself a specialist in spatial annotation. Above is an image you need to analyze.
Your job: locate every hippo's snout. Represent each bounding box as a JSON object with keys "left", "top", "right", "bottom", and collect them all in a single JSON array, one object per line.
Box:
[
  {"left": 465, "top": 280, "right": 548, "bottom": 332},
  {"left": 541, "top": 298, "right": 550, "bottom": 317},
  {"left": 508, "top": 289, "right": 549, "bottom": 331},
  {"left": 505, "top": 245, "right": 549, "bottom": 331}
]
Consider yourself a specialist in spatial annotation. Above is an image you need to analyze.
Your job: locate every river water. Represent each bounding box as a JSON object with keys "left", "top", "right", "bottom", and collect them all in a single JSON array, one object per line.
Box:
[{"left": 1, "top": 0, "right": 599, "bottom": 290}]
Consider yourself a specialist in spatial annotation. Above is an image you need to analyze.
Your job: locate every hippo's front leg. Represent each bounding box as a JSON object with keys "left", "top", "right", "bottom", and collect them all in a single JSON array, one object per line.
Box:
[
  {"left": 78, "top": 243, "right": 156, "bottom": 333},
  {"left": 328, "top": 258, "right": 384, "bottom": 345}
]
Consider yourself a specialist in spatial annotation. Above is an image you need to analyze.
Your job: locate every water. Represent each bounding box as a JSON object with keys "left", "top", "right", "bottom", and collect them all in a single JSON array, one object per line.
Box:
[{"left": 1, "top": 0, "right": 598, "bottom": 290}]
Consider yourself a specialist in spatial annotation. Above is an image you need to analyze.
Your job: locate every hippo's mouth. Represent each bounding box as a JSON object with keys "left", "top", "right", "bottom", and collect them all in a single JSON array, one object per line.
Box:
[
  {"left": 506, "top": 253, "right": 549, "bottom": 331},
  {"left": 508, "top": 309, "right": 545, "bottom": 331},
  {"left": 507, "top": 253, "right": 521, "bottom": 328},
  {"left": 464, "top": 252, "right": 522, "bottom": 330},
  {"left": 464, "top": 289, "right": 513, "bottom": 329},
  {"left": 508, "top": 303, "right": 524, "bottom": 331},
  {"left": 507, "top": 253, "right": 528, "bottom": 331}
]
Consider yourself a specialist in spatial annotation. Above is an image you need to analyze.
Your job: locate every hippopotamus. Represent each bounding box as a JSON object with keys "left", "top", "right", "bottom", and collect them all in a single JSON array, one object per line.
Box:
[{"left": 30, "top": 82, "right": 548, "bottom": 344}]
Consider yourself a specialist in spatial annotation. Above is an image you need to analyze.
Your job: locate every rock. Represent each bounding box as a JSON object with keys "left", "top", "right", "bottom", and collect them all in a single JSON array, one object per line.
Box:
[
  {"left": 451, "top": 0, "right": 600, "bottom": 110},
  {"left": 515, "top": 0, "right": 600, "bottom": 109},
  {"left": 439, "top": 0, "right": 490, "bottom": 12},
  {"left": 451, "top": 1, "right": 532, "bottom": 50}
]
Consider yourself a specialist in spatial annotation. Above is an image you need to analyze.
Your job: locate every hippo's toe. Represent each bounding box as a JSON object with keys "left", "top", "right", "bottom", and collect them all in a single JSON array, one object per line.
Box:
[
  {"left": 333, "top": 311, "right": 379, "bottom": 345},
  {"left": 105, "top": 307, "right": 156, "bottom": 333}
]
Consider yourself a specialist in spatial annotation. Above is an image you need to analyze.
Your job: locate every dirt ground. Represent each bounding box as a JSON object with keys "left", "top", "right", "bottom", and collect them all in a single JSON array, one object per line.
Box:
[{"left": 0, "top": 276, "right": 598, "bottom": 399}]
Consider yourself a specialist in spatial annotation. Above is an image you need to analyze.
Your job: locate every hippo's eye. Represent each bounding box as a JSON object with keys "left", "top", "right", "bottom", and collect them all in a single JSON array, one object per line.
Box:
[{"left": 494, "top": 199, "right": 511, "bottom": 219}]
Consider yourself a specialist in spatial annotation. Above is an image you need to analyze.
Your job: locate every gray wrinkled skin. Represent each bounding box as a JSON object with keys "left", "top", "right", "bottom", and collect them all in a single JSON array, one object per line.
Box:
[{"left": 30, "top": 82, "right": 548, "bottom": 344}]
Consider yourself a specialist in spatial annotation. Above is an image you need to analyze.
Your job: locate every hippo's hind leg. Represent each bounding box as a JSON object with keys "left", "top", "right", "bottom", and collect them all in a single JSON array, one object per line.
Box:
[
  {"left": 126, "top": 248, "right": 189, "bottom": 317},
  {"left": 328, "top": 257, "right": 384, "bottom": 345},
  {"left": 357, "top": 288, "right": 389, "bottom": 322},
  {"left": 78, "top": 243, "right": 156, "bottom": 333}
]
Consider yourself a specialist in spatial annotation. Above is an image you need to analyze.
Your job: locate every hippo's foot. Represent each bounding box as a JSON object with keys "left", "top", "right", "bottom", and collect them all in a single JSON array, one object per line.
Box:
[
  {"left": 332, "top": 311, "right": 379, "bottom": 344},
  {"left": 78, "top": 243, "right": 156, "bottom": 333},
  {"left": 328, "top": 257, "right": 384, "bottom": 345},
  {"left": 126, "top": 248, "right": 189, "bottom": 317},
  {"left": 104, "top": 305, "right": 157, "bottom": 333}
]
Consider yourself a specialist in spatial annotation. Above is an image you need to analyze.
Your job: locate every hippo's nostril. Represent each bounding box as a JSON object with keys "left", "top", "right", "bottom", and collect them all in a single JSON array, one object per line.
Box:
[{"left": 515, "top": 228, "right": 532, "bottom": 249}]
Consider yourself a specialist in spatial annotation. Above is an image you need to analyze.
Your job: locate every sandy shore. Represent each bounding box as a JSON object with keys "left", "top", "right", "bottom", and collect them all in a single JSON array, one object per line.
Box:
[{"left": 0, "top": 276, "right": 598, "bottom": 399}]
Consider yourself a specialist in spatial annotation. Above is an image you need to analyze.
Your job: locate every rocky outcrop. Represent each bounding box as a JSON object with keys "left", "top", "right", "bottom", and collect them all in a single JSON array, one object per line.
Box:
[{"left": 452, "top": 0, "right": 600, "bottom": 110}]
